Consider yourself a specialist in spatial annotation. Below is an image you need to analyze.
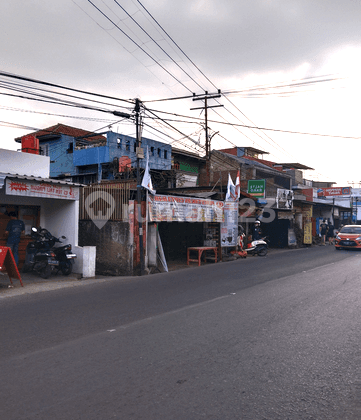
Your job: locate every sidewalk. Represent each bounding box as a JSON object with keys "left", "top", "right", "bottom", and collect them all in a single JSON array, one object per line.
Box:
[
  {"left": 0, "top": 271, "right": 113, "bottom": 299},
  {"left": 0, "top": 247, "right": 302, "bottom": 299}
]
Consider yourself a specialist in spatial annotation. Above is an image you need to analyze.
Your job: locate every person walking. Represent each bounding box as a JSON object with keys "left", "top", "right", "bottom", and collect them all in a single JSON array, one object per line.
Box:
[
  {"left": 320, "top": 219, "right": 328, "bottom": 246},
  {"left": 5, "top": 212, "right": 25, "bottom": 265}
]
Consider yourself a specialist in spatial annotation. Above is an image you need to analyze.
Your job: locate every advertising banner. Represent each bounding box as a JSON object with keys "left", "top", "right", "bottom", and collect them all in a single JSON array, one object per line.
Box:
[
  {"left": 148, "top": 194, "right": 224, "bottom": 223},
  {"left": 276, "top": 188, "right": 294, "bottom": 209},
  {"left": 6, "top": 178, "right": 79, "bottom": 200},
  {"left": 317, "top": 187, "right": 351, "bottom": 197},
  {"left": 221, "top": 201, "right": 238, "bottom": 247},
  {"left": 303, "top": 205, "right": 313, "bottom": 244},
  {"left": 248, "top": 179, "right": 265, "bottom": 198}
]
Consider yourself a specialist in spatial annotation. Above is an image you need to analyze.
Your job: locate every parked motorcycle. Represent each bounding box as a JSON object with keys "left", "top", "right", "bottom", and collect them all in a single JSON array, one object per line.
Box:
[
  {"left": 239, "top": 233, "right": 269, "bottom": 257},
  {"left": 52, "top": 237, "right": 77, "bottom": 276},
  {"left": 23, "top": 227, "right": 76, "bottom": 278},
  {"left": 23, "top": 227, "right": 59, "bottom": 278}
]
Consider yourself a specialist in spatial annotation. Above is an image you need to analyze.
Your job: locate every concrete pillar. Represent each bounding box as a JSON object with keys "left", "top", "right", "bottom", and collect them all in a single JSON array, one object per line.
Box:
[{"left": 82, "top": 246, "right": 96, "bottom": 278}]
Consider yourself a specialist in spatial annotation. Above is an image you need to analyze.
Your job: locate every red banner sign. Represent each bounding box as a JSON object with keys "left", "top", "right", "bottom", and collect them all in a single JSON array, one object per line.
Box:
[{"left": 317, "top": 187, "right": 351, "bottom": 197}]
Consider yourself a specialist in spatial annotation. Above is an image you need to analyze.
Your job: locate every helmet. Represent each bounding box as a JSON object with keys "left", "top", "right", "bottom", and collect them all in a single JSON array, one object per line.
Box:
[{"left": 255, "top": 220, "right": 260, "bottom": 225}]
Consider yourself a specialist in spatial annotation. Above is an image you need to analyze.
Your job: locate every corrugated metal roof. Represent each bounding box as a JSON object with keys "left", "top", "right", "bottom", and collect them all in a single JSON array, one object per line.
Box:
[{"left": 0, "top": 173, "right": 83, "bottom": 187}]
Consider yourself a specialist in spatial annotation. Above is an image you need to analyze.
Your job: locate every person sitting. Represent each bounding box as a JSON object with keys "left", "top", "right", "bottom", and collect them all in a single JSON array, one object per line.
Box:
[{"left": 252, "top": 220, "right": 262, "bottom": 241}]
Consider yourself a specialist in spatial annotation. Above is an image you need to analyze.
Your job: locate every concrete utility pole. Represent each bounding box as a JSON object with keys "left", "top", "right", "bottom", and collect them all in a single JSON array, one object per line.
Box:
[
  {"left": 135, "top": 98, "right": 145, "bottom": 274},
  {"left": 191, "top": 90, "right": 223, "bottom": 185}
]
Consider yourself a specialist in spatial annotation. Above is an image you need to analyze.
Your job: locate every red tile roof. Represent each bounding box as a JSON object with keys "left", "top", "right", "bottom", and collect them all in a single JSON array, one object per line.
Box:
[{"left": 16, "top": 124, "right": 106, "bottom": 142}]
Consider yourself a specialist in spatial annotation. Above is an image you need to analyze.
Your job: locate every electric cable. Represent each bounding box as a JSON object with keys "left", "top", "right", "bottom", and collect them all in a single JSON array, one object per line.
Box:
[{"left": 86, "top": 0, "right": 194, "bottom": 94}]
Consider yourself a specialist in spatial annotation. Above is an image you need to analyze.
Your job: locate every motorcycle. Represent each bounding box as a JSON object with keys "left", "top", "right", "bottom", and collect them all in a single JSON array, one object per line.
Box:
[
  {"left": 23, "top": 227, "right": 59, "bottom": 278},
  {"left": 52, "top": 237, "right": 77, "bottom": 276},
  {"left": 23, "top": 227, "right": 76, "bottom": 278},
  {"left": 239, "top": 233, "right": 269, "bottom": 257}
]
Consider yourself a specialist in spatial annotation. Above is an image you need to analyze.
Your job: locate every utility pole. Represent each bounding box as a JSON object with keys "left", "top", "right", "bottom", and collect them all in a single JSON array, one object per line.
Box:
[
  {"left": 191, "top": 90, "right": 222, "bottom": 185},
  {"left": 135, "top": 98, "right": 145, "bottom": 274}
]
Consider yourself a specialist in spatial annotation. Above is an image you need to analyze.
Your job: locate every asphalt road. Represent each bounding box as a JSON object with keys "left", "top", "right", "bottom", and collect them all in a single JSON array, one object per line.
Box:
[{"left": 1, "top": 246, "right": 361, "bottom": 419}]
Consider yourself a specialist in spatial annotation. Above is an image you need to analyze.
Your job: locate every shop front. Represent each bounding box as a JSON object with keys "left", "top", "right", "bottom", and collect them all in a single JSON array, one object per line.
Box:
[
  {"left": 0, "top": 175, "right": 83, "bottom": 273},
  {"left": 147, "top": 194, "right": 225, "bottom": 268}
]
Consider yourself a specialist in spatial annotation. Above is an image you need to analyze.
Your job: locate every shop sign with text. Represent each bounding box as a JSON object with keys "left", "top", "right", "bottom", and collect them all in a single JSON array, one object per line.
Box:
[
  {"left": 6, "top": 178, "right": 79, "bottom": 200},
  {"left": 248, "top": 179, "right": 265, "bottom": 198},
  {"left": 317, "top": 187, "right": 351, "bottom": 197},
  {"left": 148, "top": 194, "right": 224, "bottom": 222}
]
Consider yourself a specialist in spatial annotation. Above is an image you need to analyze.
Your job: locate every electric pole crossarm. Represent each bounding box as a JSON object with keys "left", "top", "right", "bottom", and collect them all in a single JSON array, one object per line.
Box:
[{"left": 190, "top": 90, "right": 222, "bottom": 185}]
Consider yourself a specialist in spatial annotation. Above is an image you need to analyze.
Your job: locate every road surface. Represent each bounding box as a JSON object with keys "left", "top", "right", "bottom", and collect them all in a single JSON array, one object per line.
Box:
[{"left": 1, "top": 246, "right": 361, "bottom": 419}]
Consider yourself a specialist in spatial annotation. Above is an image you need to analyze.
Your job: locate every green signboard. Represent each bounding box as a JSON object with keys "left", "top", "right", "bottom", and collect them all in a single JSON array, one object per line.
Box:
[{"left": 248, "top": 179, "right": 265, "bottom": 198}]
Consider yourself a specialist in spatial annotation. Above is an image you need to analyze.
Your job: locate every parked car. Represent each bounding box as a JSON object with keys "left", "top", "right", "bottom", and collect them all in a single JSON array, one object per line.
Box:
[{"left": 335, "top": 225, "right": 361, "bottom": 250}]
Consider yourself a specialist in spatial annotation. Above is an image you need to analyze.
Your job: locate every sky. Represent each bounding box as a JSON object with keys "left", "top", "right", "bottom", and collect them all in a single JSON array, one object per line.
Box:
[{"left": 1, "top": 0, "right": 361, "bottom": 187}]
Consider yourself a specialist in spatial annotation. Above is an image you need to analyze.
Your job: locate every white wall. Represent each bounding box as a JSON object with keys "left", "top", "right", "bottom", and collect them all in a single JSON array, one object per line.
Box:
[
  {"left": 40, "top": 198, "right": 78, "bottom": 246},
  {"left": 0, "top": 148, "right": 50, "bottom": 178},
  {"left": 1, "top": 180, "right": 96, "bottom": 276}
]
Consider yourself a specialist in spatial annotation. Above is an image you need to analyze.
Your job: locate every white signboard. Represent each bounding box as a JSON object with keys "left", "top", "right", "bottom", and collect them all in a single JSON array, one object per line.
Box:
[
  {"left": 148, "top": 194, "right": 224, "bottom": 223},
  {"left": 276, "top": 188, "right": 294, "bottom": 209},
  {"left": 221, "top": 201, "right": 238, "bottom": 247},
  {"left": 6, "top": 178, "right": 79, "bottom": 200}
]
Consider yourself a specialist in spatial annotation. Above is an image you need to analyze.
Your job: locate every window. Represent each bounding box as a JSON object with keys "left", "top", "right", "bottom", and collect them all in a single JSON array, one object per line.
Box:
[
  {"left": 67, "top": 143, "right": 73, "bottom": 154},
  {"left": 125, "top": 140, "right": 130, "bottom": 151},
  {"left": 150, "top": 146, "right": 154, "bottom": 156},
  {"left": 164, "top": 150, "right": 168, "bottom": 159},
  {"left": 40, "top": 143, "right": 49, "bottom": 156},
  {"left": 117, "top": 138, "right": 121, "bottom": 148},
  {"left": 158, "top": 148, "right": 161, "bottom": 158}
]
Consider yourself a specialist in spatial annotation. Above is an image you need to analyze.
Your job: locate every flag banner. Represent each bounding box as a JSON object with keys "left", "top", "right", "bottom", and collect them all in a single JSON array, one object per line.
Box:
[
  {"left": 225, "top": 171, "right": 240, "bottom": 201},
  {"left": 141, "top": 146, "right": 156, "bottom": 194}
]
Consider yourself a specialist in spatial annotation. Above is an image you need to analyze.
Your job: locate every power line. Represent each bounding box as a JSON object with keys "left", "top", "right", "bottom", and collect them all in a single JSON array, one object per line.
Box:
[
  {"left": 86, "top": 0, "right": 194, "bottom": 94},
  {"left": 135, "top": 0, "right": 219, "bottom": 91},
  {"left": 111, "top": 0, "right": 207, "bottom": 92},
  {"left": 143, "top": 107, "right": 361, "bottom": 140},
  {"left": 0, "top": 70, "right": 133, "bottom": 104}
]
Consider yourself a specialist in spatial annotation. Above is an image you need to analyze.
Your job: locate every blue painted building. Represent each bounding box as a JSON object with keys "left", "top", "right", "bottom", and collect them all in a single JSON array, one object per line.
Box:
[{"left": 16, "top": 124, "right": 172, "bottom": 184}]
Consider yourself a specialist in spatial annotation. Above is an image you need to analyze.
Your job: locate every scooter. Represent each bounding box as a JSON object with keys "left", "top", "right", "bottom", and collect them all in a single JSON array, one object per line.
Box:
[
  {"left": 23, "top": 227, "right": 59, "bottom": 278},
  {"left": 52, "top": 237, "right": 77, "bottom": 276},
  {"left": 239, "top": 233, "right": 269, "bottom": 257},
  {"left": 23, "top": 227, "right": 77, "bottom": 278}
]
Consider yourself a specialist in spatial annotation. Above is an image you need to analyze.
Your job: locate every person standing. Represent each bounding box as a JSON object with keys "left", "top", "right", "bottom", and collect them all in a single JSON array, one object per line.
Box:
[
  {"left": 320, "top": 219, "right": 328, "bottom": 246},
  {"left": 327, "top": 222, "right": 335, "bottom": 245},
  {"left": 5, "top": 212, "right": 25, "bottom": 265}
]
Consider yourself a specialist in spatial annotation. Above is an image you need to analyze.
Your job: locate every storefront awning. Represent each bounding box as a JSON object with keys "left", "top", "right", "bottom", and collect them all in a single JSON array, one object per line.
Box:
[
  {"left": 0, "top": 173, "right": 82, "bottom": 187},
  {"left": 1, "top": 173, "right": 82, "bottom": 201}
]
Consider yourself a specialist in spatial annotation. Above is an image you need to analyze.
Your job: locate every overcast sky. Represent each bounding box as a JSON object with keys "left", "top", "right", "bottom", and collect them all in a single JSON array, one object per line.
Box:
[{"left": 1, "top": 0, "right": 361, "bottom": 186}]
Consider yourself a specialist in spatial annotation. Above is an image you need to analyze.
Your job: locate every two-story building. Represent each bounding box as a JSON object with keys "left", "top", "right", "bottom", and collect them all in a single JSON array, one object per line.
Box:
[{"left": 15, "top": 124, "right": 172, "bottom": 185}]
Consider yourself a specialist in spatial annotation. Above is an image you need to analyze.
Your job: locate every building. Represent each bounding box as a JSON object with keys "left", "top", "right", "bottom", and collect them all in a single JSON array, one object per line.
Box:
[
  {"left": 15, "top": 124, "right": 172, "bottom": 185},
  {"left": 0, "top": 148, "right": 94, "bottom": 276}
]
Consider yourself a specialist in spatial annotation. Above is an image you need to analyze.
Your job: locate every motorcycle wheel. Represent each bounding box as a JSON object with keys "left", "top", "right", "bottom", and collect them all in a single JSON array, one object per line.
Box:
[
  {"left": 39, "top": 264, "right": 52, "bottom": 279},
  {"left": 61, "top": 261, "right": 73, "bottom": 276},
  {"left": 257, "top": 247, "right": 268, "bottom": 257}
]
